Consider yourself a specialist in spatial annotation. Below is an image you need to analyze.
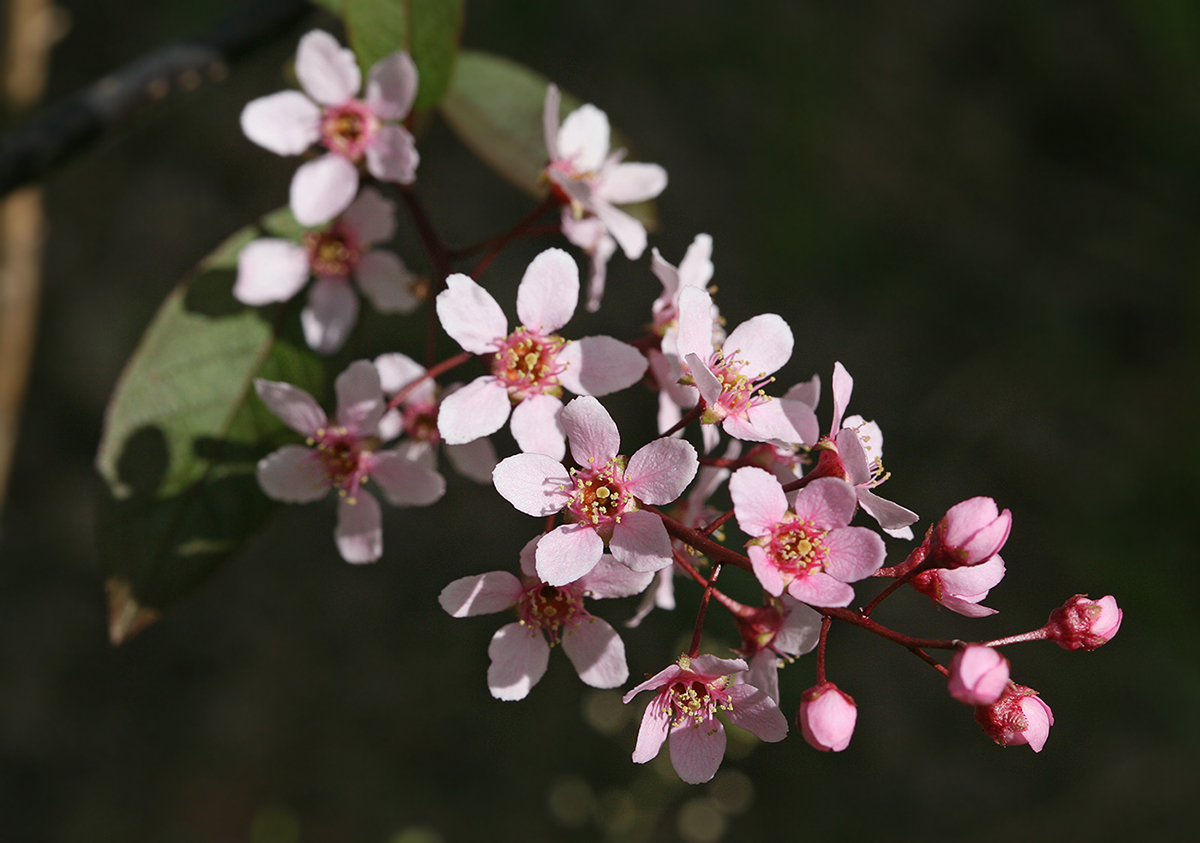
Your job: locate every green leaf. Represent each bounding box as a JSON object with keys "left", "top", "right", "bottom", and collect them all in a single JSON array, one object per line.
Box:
[
  {"left": 343, "top": 0, "right": 465, "bottom": 112},
  {"left": 439, "top": 50, "right": 659, "bottom": 228},
  {"left": 310, "top": 0, "right": 345, "bottom": 14},
  {"left": 95, "top": 211, "right": 326, "bottom": 643}
]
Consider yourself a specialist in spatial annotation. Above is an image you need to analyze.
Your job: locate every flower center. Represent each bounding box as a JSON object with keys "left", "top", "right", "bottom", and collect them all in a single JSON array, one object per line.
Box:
[
  {"left": 767, "top": 517, "right": 829, "bottom": 578},
  {"left": 304, "top": 228, "right": 360, "bottom": 278},
  {"left": 320, "top": 99, "right": 379, "bottom": 160},
  {"left": 664, "top": 674, "right": 733, "bottom": 728},
  {"left": 703, "top": 351, "right": 773, "bottom": 421},
  {"left": 492, "top": 327, "right": 567, "bottom": 402},
  {"left": 401, "top": 399, "right": 440, "bottom": 443},
  {"left": 516, "top": 582, "right": 587, "bottom": 645},
  {"left": 311, "top": 425, "right": 375, "bottom": 501},
  {"left": 566, "top": 462, "right": 634, "bottom": 531}
]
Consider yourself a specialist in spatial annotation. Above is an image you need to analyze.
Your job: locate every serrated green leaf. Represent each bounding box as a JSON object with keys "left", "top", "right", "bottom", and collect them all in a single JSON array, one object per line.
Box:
[
  {"left": 95, "top": 213, "right": 326, "bottom": 642},
  {"left": 439, "top": 50, "right": 659, "bottom": 228},
  {"left": 343, "top": 0, "right": 464, "bottom": 112}
]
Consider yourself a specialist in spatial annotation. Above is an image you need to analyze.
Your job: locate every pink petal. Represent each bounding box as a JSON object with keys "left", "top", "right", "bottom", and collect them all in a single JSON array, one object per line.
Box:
[
  {"left": 302, "top": 278, "right": 360, "bottom": 354},
  {"left": 562, "top": 617, "right": 627, "bottom": 689},
  {"left": 669, "top": 718, "right": 726, "bottom": 784},
  {"left": 515, "top": 248, "right": 579, "bottom": 334},
  {"left": 747, "top": 651, "right": 780, "bottom": 704},
  {"left": 256, "top": 445, "right": 328, "bottom": 502},
  {"left": 675, "top": 287, "right": 717, "bottom": 365},
  {"left": 591, "top": 200, "right": 647, "bottom": 259},
  {"left": 543, "top": 83, "right": 561, "bottom": 160},
  {"left": 726, "top": 683, "right": 789, "bottom": 742},
  {"left": 445, "top": 438, "right": 498, "bottom": 484},
  {"left": 439, "top": 572, "right": 522, "bottom": 617},
  {"left": 609, "top": 510, "right": 672, "bottom": 573},
  {"left": 491, "top": 453, "right": 572, "bottom": 517},
  {"left": 857, "top": 487, "right": 919, "bottom": 533},
  {"left": 791, "top": 477, "right": 857, "bottom": 530},
  {"left": 940, "top": 555, "right": 1007, "bottom": 596},
  {"left": 365, "top": 50, "right": 417, "bottom": 119},
  {"left": 239, "top": 90, "right": 320, "bottom": 156},
  {"left": 597, "top": 161, "right": 668, "bottom": 205},
  {"left": 366, "top": 125, "right": 419, "bottom": 184},
  {"left": 625, "top": 438, "right": 698, "bottom": 505},
  {"left": 1018, "top": 696, "right": 1054, "bottom": 752},
  {"left": 295, "top": 30, "right": 361, "bottom": 106},
  {"left": 677, "top": 234, "right": 714, "bottom": 289},
  {"left": 729, "top": 467, "right": 788, "bottom": 537},
  {"left": 335, "top": 492, "right": 382, "bottom": 563},
  {"left": 290, "top": 153, "right": 359, "bottom": 226},
  {"left": 737, "top": 397, "right": 820, "bottom": 446},
  {"left": 510, "top": 394, "right": 566, "bottom": 460},
  {"left": 785, "top": 375, "right": 821, "bottom": 411},
  {"left": 436, "top": 376, "right": 511, "bottom": 445},
  {"left": 577, "top": 555, "right": 654, "bottom": 599},
  {"left": 338, "top": 186, "right": 395, "bottom": 245},
  {"left": 836, "top": 428, "right": 872, "bottom": 486},
  {"left": 369, "top": 445, "right": 445, "bottom": 506},
  {"left": 749, "top": 545, "right": 786, "bottom": 596},
  {"left": 334, "top": 359, "right": 384, "bottom": 434},
  {"left": 559, "top": 395, "right": 619, "bottom": 466},
  {"left": 254, "top": 378, "right": 326, "bottom": 435},
  {"left": 773, "top": 599, "right": 823, "bottom": 655},
  {"left": 557, "top": 335, "right": 648, "bottom": 397},
  {"left": 940, "top": 596, "right": 998, "bottom": 618},
  {"left": 374, "top": 352, "right": 429, "bottom": 400},
  {"left": 624, "top": 662, "right": 683, "bottom": 701},
  {"left": 557, "top": 103, "right": 610, "bottom": 172},
  {"left": 689, "top": 654, "right": 748, "bottom": 676},
  {"left": 823, "top": 526, "right": 886, "bottom": 583},
  {"left": 436, "top": 274, "right": 508, "bottom": 354},
  {"left": 356, "top": 250, "right": 418, "bottom": 313},
  {"left": 234, "top": 239, "right": 310, "bottom": 305},
  {"left": 487, "top": 622, "right": 550, "bottom": 701},
  {"left": 630, "top": 693, "right": 671, "bottom": 763},
  {"left": 723, "top": 314, "right": 793, "bottom": 378},
  {"left": 535, "top": 523, "right": 605, "bottom": 586},
  {"left": 687, "top": 353, "right": 723, "bottom": 407},
  {"left": 830, "top": 361, "right": 854, "bottom": 434},
  {"left": 787, "top": 572, "right": 855, "bottom": 608}
]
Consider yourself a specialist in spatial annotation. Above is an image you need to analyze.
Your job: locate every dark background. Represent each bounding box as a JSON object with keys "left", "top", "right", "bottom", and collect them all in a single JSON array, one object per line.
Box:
[{"left": 2, "top": 1, "right": 1197, "bottom": 840}]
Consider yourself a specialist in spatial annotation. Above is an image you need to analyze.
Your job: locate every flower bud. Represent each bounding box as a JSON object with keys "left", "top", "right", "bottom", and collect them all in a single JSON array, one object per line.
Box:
[
  {"left": 798, "top": 682, "right": 857, "bottom": 752},
  {"left": 974, "top": 683, "right": 1054, "bottom": 752},
  {"left": 948, "top": 645, "right": 1009, "bottom": 706},
  {"left": 1044, "top": 594, "right": 1122, "bottom": 651},
  {"left": 928, "top": 496, "right": 1011, "bottom": 569}
]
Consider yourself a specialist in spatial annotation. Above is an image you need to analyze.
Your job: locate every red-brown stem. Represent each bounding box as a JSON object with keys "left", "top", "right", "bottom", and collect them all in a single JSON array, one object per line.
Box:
[
  {"left": 816, "top": 606, "right": 962, "bottom": 650},
  {"left": 688, "top": 563, "right": 723, "bottom": 658},
  {"left": 815, "top": 615, "right": 832, "bottom": 683},
  {"left": 649, "top": 506, "right": 752, "bottom": 573},
  {"left": 385, "top": 351, "right": 474, "bottom": 411},
  {"left": 979, "top": 628, "right": 1051, "bottom": 648},
  {"left": 670, "top": 547, "right": 754, "bottom": 618},
  {"left": 701, "top": 507, "right": 735, "bottom": 538},
  {"left": 660, "top": 402, "right": 705, "bottom": 439}
]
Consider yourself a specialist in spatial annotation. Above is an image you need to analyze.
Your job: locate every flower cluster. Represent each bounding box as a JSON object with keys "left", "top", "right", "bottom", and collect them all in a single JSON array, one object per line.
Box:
[{"left": 232, "top": 28, "right": 1123, "bottom": 786}]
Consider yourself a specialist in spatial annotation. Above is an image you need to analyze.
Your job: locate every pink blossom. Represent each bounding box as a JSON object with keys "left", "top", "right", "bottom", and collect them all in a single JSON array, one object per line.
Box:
[
  {"left": 802, "top": 362, "right": 918, "bottom": 538},
  {"left": 623, "top": 654, "right": 788, "bottom": 784},
  {"left": 235, "top": 188, "right": 420, "bottom": 353},
  {"left": 928, "top": 496, "right": 1012, "bottom": 569},
  {"left": 439, "top": 536, "right": 652, "bottom": 700},
  {"left": 240, "top": 30, "right": 419, "bottom": 225},
  {"left": 911, "top": 555, "right": 1006, "bottom": 617},
  {"left": 975, "top": 683, "right": 1054, "bottom": 752},
  {"left": 948, "top": 645, "right": 1010, "bottom": 706},
  {"left": 254, "top": 360, "right": 444, "bottom": 563},
  {"left": 435, "top": 248, "right": 648, "bottom": 460},
  {"left": 798, "top": 682, "right": 857, "bottom": 752},
  {"left": 1044, "top": 594, "right": 1122, "bottom": 651},
  {"left": 730, "top": 468, "right": 885, "bottom": 607},
  {"left": 492, "top": 396, "right": 698, "bottom": 586},
  {"left": 373, "top": 352, "right": 497, "bottom": 484},
  {"left": 543, "top": 84, "right": 667, "bottom": 280},
  {"left": 733, "top": 596, "right": 823, "bottom": 702},
  {"left": 675, "top": 286, "right": 819, "bottom": 450},
  {"left": 560, "top": 211, "right": 617, "bottom": 313}
]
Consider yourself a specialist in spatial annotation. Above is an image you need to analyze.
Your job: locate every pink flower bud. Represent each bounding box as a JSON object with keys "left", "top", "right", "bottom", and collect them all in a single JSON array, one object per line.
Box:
[
  {"left": 1044, "top": 594, "right": 1122, "bottom": 651},
  {"left": 798, "top": 682, "right": 857, "bottom": 752},
  {"left": 974, "top": 683, "right": 1054, "bottom": 752},
  {"left": 928, "top": 496, "right": 1011, "bottom": 569},
  {"left": 948, "top": 645, "right": 1009, "bottom": 706}
]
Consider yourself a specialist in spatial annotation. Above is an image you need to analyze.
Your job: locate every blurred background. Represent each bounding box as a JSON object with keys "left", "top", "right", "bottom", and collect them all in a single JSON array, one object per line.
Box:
[{"left": 2, "top": 0, "right": 1197, "bottom": 840}]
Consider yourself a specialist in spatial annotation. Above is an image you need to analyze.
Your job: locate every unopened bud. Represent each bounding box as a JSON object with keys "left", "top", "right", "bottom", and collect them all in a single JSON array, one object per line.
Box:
[
  {"left": 798, "top": 682, "right": 857, "bottom": 752},
  {"left": 1044, "top": 594, "right": 1122, "bottom": 651}
]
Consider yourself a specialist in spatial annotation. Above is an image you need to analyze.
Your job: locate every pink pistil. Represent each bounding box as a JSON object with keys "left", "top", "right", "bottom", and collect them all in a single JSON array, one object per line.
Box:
[
  {"left": 515, "top": 581, "right": 588, "bottom": 645},
  {"left": 764, "top": 517, "right": 830, "bottom": 579},
  {"left": 704, "top": 352, "right": 774, "bottom": 423},
  {"left": 319, "top": 99, "right": 379, "bottom": 160},
  {"left": 564, "top": 462, "right": 636, "bottom": 535},
  {"left": 491, "top": 327, "right": 567, "bottom": 402}
]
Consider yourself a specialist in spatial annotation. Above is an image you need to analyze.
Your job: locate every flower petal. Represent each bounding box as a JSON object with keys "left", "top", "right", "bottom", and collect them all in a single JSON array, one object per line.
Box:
[
  {"left": 369, "top": 444, "right": 445, "bottom": 506},
  {"left": 515, "top": 248, "right": 579, "bottom": 334},
  {"left": 234, "top": 239, "right": 310, "bottom": 305},
  {"left": 374, "top": 352, "right": 429, "bottom": 400},
  {"left": 543, "top": 83, "right": 561, "bottom": 160},
  {"left": 791, "top": 477, "right": 857, "bottom": 530},
  {"left": 239, "top": 90, "right": 320, "bottom": 156},
  {"left": 787, "top": 571, "right": 855, "bottom": 608},
  {"left": 675, "top": 287, "right": 717, "bottom": 365},
  {"left": 831, "top": 361, "right": 854, "bottom": 434},
  {"left": 727, "top": 683, "right": 789, "bottom": 742},
  {"left": 487, "top": 622, "right": 550, "bottom": 701},
  {"left": 562, "top": 617, "right": 628, "bottom": 689},
  {"left": 625, "top": 437, "right": 698, "bottom": 505},
  {"left": 535, "top": 523, "right": 605, "bottom": 586},
  {"left": 366, "top": 124, "right": 419, "bottom": 184},
  {"left": 436, "top": 376, "right": 511, "bottom": 444},
  {"left": 439, "top": 572, "right": 521, "bottom": 617},
  {"left": 857, "top": 486, "right": 919, "bottom": 532},
  {"left": 597, "top": 162, "right": 667, "bottom": 205},
  {"left": 356, "top": 250, "right": 419, "bottom": 313},
  {"left": 669, "top": 717, "right": 726, "bottom": 784},
  {"left": 823, "top": 526, "right": 886, "bottom": 583},
  {"left": 630, "top": 692, "right": 671, "bottom": 763},
  {"left": 557, "top": 103, "right": 610, "bottom": 173},
  {"left": 445, "top": 438, "right": 498, "bottom": 484},
  {"left": 559, "top": 395, "right": 619, "bottom": 466},
  {"left": 365, "top": 50, "right": 418, "bottom": 119},
  {"left": 334, "top": 359, "right": 385, "bottom": 434},
  {"left": 577, "top": 554, "right": 654, "bottom": 599},
  {"left": 557, "top": 335, "right": 648, "bottom": 397},
  {"left": 335, "top": 492, "right": 382, "bottom": 563},
  {"left": 590, "top": 200, "right": 647, "bottom": 259},
  {"left": 295, "top": 29, "right": 361, "bottom": 105},
  {"left": 256, "top": 445, "right": 328, "bottom": 502},
  {"left": 723, "top": 313, "right": 793, "bottom": 378},
  {"left": 510, "top": 394, "right": 566, "bottom": 460},
  {"left": 302, "top": 278, "right": 360, "bottom": 355},
  {"left": 436, "top": 274, "right": 507, "bottom": 354},
  {"left": 338, "top": 186, "right": 395, "bottom": 245},
  {"left": 254, "top": 378, "right": 326, "bottom": 435},
  {"left": 729, "top": 467, "right": 788, "bottom": 537},
  {"left": 290, "top": 153, "right": 359, "bottom": 226},
  {"left": 609, "top": 510, "right": 673, "bottom": 573},
  {"left": 492, "top": 453, "right": 572, "bottom": 517}
]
